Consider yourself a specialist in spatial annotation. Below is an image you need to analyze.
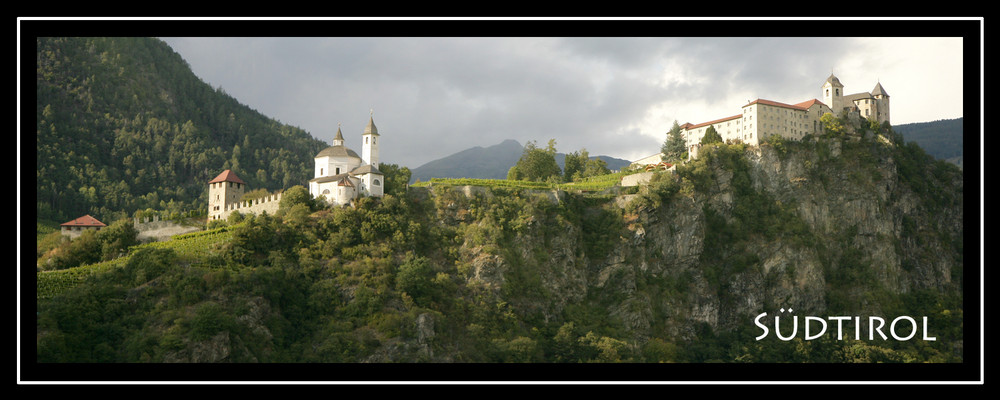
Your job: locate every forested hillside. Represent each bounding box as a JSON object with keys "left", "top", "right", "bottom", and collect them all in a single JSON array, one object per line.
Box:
[
  {"left": 894, "top": 118, "right": 964, "bottom": 168},
  {"left": 36, "top": 37, "right": 327, "bottom": 225}
]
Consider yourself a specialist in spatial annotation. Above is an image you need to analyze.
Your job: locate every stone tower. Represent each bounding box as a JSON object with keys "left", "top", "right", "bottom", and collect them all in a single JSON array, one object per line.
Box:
[
  {"left": 822, "top": 73, "right": 845, "bottom": 115},
  {"left": 871, "top": 81, "right": 890, "bottom": 124},
  {"left": 361, "top": 113, "right": 380, "bottom": 169},
  {"left": 208, "top": 169, "right": 245, "bottom": 221}
]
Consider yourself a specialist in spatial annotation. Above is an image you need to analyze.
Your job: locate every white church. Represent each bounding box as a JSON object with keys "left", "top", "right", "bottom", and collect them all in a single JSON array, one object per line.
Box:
[{"left": 308, "top": 115, "right": 385, "bottom": 206}]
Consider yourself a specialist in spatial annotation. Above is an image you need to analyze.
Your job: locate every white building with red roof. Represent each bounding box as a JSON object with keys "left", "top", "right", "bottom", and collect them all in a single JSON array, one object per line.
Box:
[
  {"left": 60, "top": 215, "right": 106, "bottom": 238},
  {"left": 679, "top": 74, "right": 889, "bottom": 159}
]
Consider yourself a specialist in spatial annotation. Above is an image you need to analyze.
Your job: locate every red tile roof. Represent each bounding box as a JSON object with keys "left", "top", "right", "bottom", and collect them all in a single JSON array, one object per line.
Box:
[
  {"left": 684, "top": 114, "right": 742, "bottom": 130},
  {"left": 61, "top": 214, "right": 106, "bottom": 227},
  {"left": 792, "top": 99, "right": 827, "bottom": 109},
  {"left": 680, "top": 98, "right": 828, "bottom": 132},
  {"left": 744, "top": 98, "right": 826, "bottom": 111},
  {"left": 208, "top": 169, "right": 246, "bottom": 185}
]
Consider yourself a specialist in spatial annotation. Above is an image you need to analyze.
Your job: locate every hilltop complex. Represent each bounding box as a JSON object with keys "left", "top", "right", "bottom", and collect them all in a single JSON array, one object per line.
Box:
[
  {"left": 680, "top": 74, "right": 890, "bottom": 159},
  {"left": 307, "top": 115, "right": 384, "bottom": 206},
  {"left": 207, "top": 115, "right": 386, "bottom": 221}
]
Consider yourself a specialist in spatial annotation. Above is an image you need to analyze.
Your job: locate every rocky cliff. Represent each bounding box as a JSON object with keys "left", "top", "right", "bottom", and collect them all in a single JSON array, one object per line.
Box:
[
  {"left": 455, "top": 132, "right": 963, "bottom": 353},
  {"left": 36, "top": 131, "right": 964, "bottom": 365}
]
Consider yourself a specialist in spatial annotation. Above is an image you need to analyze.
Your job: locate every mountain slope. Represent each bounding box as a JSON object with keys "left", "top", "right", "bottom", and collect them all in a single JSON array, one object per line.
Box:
[
  {"left": 409, "top": 139, "right": 632, "bottom": 183},
  {"left": 35, "top": 37, "right": 327, "bottom": 224},
  {"left": 409, "top": 139, "right": 525, "bottom": 183},
  {"left": 894, "top": 117, "right": 963, "bottom": 168}
]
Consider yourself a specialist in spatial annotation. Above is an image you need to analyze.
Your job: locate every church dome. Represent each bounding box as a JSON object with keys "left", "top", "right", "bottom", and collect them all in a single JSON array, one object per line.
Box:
[{"left": 316, "top": 145, "right": 361, "bottom": 160}]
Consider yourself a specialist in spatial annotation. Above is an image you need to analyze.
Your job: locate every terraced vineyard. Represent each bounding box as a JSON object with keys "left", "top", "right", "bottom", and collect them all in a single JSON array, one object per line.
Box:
[
  {"left": 36, "top": 225, "right": 237, "bottom": 300},
  {"left": 411, "top": 170, "right": 644, "bottom": 193}
]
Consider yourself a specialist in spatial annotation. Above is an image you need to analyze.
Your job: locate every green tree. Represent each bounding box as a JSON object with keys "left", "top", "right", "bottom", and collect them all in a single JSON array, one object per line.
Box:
[
  {"left": 509, "top": 139, "right": 561, "bottom": 182},
  {"left": 395, "top": 253, "right": 434, "bottom": 305},
  {"left": 821, "top": 112, "right": 846, "bottom": 136},
  {"left": 96, "top": 218, "right": 139, "bottom": 261},
  {"left": 563, "top": 149, "right": 588, "bottom": 182},
  {"left": 661, "top": 120, "right": 686, "bottom": 162},
  {"left": 227, "top": 210, "right": 244, "bottom": 225},
  {"left": 506, "top": 165, "right": 521, "bottom": 181},
  {"left": 700, "top": 125, "right": 723, "bottom": 145},
  {"left": 378, "top": 163, "right": 411, "bottom": 197},
  {"left": 279, "top": 185, "right": 314, "bottom": 211},
  {"left": 581, "top": 157, "right": 610, "bottom": 178}
]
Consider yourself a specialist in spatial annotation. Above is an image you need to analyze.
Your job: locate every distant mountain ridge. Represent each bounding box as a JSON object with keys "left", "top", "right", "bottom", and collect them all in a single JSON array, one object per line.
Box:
[
  {"left": 894, "top": 117, "right": 963, "bottom": 169},
  {"left": 409, "top": 139, "right": 633, "bottom": 183}
]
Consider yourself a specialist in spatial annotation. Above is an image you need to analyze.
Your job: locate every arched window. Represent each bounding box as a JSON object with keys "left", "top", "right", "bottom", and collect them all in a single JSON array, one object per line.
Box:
[
  {"left": 322, "top": 189, "right": 330, "bottom": 195},
  {"left": 373, "top": 179, "right": 381, "bottom": 186}
]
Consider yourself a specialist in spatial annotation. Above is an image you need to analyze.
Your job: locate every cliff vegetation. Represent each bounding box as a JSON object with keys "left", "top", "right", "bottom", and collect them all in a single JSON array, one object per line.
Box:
[{"left": 36, "top": 121, "right": 964, "bottom": 365}]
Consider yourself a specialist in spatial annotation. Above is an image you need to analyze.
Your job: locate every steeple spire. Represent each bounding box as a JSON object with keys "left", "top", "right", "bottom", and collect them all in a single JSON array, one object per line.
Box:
[
  {"left": 364, "top": 113, "right": 379, "bottom": 136},
  {"left": 332, "top": 123, "right": 345, "bottom": 146}
]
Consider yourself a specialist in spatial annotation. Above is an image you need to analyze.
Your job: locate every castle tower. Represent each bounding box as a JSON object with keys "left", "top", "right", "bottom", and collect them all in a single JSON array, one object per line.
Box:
[
  {"left": 361, "top": 113, "right": 380, "bottom": 169},
  {"left": 208, "top": 169, "right": 245, "bottom": 221},
  {"left": 822, "top": 74, "right": 845, "bottom": 115},
  {"left": 871, "top": 81, "right": 890, "bottom": 124}
]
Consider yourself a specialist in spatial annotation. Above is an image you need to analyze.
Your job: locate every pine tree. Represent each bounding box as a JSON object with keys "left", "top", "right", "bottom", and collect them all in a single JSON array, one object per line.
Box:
[
  {"left": 700, "top": 126, "right": 723, "bottom": 145},
  {"left": 661, "top": 120, "right": 686, "bottom": 161}
]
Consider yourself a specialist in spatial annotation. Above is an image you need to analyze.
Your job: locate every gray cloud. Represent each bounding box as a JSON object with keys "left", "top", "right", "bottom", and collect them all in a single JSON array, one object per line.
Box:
[{"left": 160, "top": 35, "right": 964, "bottom": 169}]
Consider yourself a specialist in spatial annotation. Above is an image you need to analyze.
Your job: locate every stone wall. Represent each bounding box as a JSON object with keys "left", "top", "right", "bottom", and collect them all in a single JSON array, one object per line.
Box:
[
  {"left": 621, "top": 172, "right": 655, "bottom": 187},
  {"left": 219, "top": 192, "right": 283, "bottom": 220},
  {"left": 133, "top": 215, "right": 201, "bottom": 242}
]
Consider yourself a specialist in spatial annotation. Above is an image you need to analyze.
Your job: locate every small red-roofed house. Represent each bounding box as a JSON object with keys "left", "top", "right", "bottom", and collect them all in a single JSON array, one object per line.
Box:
[{"left": 60, "top": 215, "right": 107, "bottom": 239}]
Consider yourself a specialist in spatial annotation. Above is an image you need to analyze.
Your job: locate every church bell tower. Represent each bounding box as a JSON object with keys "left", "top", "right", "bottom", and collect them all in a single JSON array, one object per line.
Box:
[{"left": 361, "top": 111, "right": 380, "bottom": 169}]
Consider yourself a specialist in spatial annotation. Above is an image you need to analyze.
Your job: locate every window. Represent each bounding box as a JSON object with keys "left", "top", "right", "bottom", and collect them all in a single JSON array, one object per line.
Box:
[
  {"left": 373, "top": 179, "right": 381, "bottom": 186},
  {"left": 320, "top": 168, "right": 324, "bottom": 175}
]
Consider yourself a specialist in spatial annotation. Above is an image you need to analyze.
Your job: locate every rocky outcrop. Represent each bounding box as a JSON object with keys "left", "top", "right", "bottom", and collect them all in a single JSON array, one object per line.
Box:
[{"left": 444, "top": 136, "right": 963, "bottom": 344}]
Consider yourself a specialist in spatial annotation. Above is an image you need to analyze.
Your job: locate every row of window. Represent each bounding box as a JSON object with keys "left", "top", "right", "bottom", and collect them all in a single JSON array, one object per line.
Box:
[
  {"left": 62, "top": 226, "right": 101, "bottom": 231},
  {"left": 210, "top": 182, "right": 241, "bottom": 189}
]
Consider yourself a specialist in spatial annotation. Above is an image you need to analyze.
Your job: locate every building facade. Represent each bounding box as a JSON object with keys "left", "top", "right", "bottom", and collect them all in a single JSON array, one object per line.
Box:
[
  {"left": 207, "top": 169, "right": 282, "bottom": 221},
  {"left": 60, "top": 215, "right": 106, "bottom": 238},
  {"left": 308, "top": 116, "right": 385, "bottom": 206},
  {"left": 680, "top": 74, "right": 889, "bottom": 158}
]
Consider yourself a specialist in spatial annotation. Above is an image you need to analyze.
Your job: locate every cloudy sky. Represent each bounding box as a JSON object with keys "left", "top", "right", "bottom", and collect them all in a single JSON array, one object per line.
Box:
[{"left": 158, "top": 22, "right": 969, "bottom": 169}]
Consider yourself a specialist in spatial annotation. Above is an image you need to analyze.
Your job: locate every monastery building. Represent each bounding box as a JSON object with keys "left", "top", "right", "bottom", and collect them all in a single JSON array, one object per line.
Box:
[{"left": 680, "top": 74, "right": 890, "bottom": 158}]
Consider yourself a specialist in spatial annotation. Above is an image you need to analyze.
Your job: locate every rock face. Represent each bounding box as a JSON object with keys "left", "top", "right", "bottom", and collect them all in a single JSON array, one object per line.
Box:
[
  {"left": 451, "top": 137, "right": 963, "bottom": 343},
  {"left": 149, "top": 136, "right": 962, "bottom": 363}
]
